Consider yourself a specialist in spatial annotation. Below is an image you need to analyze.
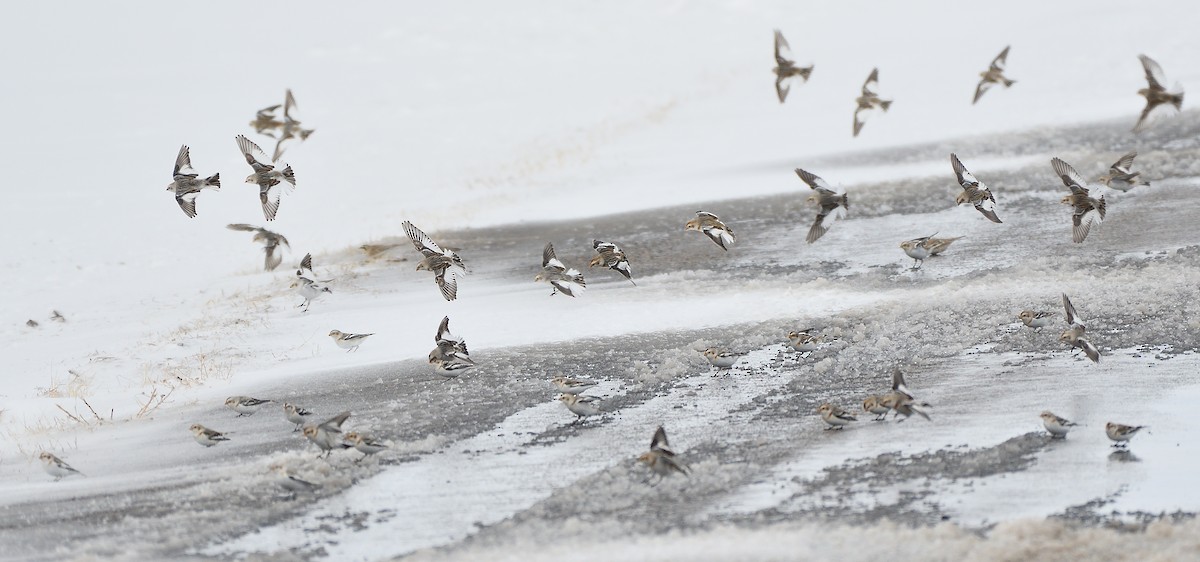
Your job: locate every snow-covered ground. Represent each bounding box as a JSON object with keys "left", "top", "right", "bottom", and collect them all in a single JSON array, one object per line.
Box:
[{"left": 1, "top": 1, "right": 1199, "bottom": 560}]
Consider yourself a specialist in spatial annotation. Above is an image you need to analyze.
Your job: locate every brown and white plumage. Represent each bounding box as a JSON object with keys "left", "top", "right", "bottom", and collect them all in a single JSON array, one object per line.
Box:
[
  {"left": 899, "top": 233, "right": 937, "bottom": 269},
  {"left": 536, "top": 242, "right": 586, "bottom": 297},
  {"left": 39, "top": 452, "right": 84, "bottom": 480},
  {"left": 1040, "top": 411, "right": 1078, "bottom": 438},
  {"left": 794, "top": 168, "right": 849, "bottom": 243},
  {"left": 429, "top": 316, "right": 473, "bottom": 365},
  {"left": 165, "top": 144, "right": 220, "bottom": 218},
  {"left": 559, "top": 393, "right": 603, "bottom": 422},
  {"left": 1018, "top": 310, "right": 1056, "bottom": 329},
  {"left": 1097, "top": 150, "right": 1149, "bottom": 192},
  {"left": 684, "top": 211, "right": 735, "bottom": 250},
  {"left": 190, "top": 423, "right": 231, "bottom": 447},
  {"left": 786, "top": 329, "right": 823, "bottom": 352},
  {"left": 973, "top": 46, "right": 1016, "bottom": 104},
  {"left": 328, "top": 330, "right": 373, "bottom": 352},
  {"left": 236, "top": 134, "right": 296, "bottom": 221},
  {"left": 772, "top": 29, "right": 813, "bottom": 103},
  {"left": 343, "top": 431, "right": 389, "bottom": 461},
  {"left": 1060, "top": 294, "right": 1100, "bottom": 363},
  {"left": 403, "top": 221, "right": 466, "bottom": 301},
  {"left": 853, "top": 68, "right": 892, "bottom": 137},
  {"left": 1134, "top": 54, "right": 1184, "bottom": 132},
  {"left": 1106, "top": 422, "right": 1147, "bottom": 446},
  {"left": 283, "top": 402, "right": 313, "bottom": 431},
  {"left": 1051, "top": 158, "right": 1107, "bottom": 243},
  {"left": 862, "top": 395, "right": 889, "bottom": 421},
  {"left": 882, "top": 368, "right": 931, "bottom": 422},
  {"left": 925, "top": 236, "right": 965, "bottom": 256},
  {"left": 589, "top": 239, "right": 635, "bottom": 285},
  {"left": 637, "top": 426, "right": 689, "bottom": 478},
  {"left": 271, "top": 89, "right": 316, "bottom": 162},
  {"left": 302, "top": 411, "right": 352, "bottom": 457},
  {"left": 227, "top": 223, "right": 290, "bottom": 271},
  {"left": 818, "top": 403, "right": 857, "bottom": 429},
  {"left": 702, "top": 347, "right": 743, "bottom": 369},
  {"left": 951, "top": 154, "right": 1002, "bottom": 223},
  {"left": 551, "top": 375, "right": 597, "bottom": 395},
  {"left": 225, "top": 395, "right": 272, "bottom": 416}
]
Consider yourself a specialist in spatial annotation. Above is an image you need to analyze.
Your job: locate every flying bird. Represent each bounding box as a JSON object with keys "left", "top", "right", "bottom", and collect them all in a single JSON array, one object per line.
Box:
[
  {"left": 853, "top": 68, "right": 892, "bottom": 137},
  {"left": 973, "top": 46, "right": 1016, "bottom": 104},
  {"left": 1051, "top": 158, "right": 1107, "bottom": 243},
  {"left": 403, "top": 221, "right": 467, "bottom": 301},
  {"left": 536, "top": 242, "right": 586, "bottom": 297},
  {"left": 637, "top": 426, "right": 689, "bottom": 479},
  {"left": 951, "top": 153, "right": 1002, "bottom": 223},
  {"left": 226, "top": 223, "right": 290, "bottom": 271},
  {"left": 1097, "top": 151, "right": 1149, "bottom": 192},
  {"left": 589, "top": 239, "right": 635, "bottom": 285},
  {"left": 302, "top": 411, "right": 352, "bottom": 457},
  {"left": 772, "top": 29, "right": 813, "bottom": 103},
  {"left": 684, "top": 211, "right": 735, "bottom": 250},
  {"left": 236, "top": 134, "right": 296, "bottom": 221},
  {"left": 1060, "top": 294, "right": 1100, "bottom": 363},
  {"left": 165, "top": 145, "right": 220, "bottom": 218},
  {"left": 1134, "top": 54, "right": 1184, "bottom": 132},
  {"left": 794, "top": 168, "right": 849, "bottom": 243},
  {"left": 271, "top": 89, "right": 316, "bottom": 161}
]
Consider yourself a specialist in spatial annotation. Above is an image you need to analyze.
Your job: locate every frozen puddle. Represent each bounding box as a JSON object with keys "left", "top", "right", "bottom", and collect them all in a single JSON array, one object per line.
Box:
[{"left": 210, "top": 347, "right": 795, "bottom": 560}]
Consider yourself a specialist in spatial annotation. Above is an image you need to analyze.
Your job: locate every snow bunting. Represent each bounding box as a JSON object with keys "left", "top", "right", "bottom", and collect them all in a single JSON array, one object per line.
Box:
[
  {"left": 1051, "top": 157, "right": 1107, "bottom": 243},
  {"left": 403, "top": 221, "right": 467, "bottom": 301},
  {"left": 883, "top": 368, "right": 931, "bottom": 421},
  {"left": 1040, "top": 411, "right": 1078, "bottom": 438},
  {"left": 50, "top": 310, "right": 65, "bottom": 322},
  {"left": 786, "top": 329, "right": 823, "bottom": 352},
  {"left": 589, "top": 239, "right": 635, "bottom": 285},
  {"left": 1018, "top": 310, "right": 1057, "bottom": 329},
  {"left": 853, "top": 68, "right": 892, "bottom": 137},
  {"left": 1060, "top": 294, "right": 1100, "bottom": 363},
  {"left": 344, "top": 431, "right": 389, "bottom": 462},
  {"left": 772, "top": 29, "right": 813, "bottom": 103},
  {"left": 702, "top": 348, "right": 743, "bottom": 369},
  {"left": 283, "top": 402, "right": 313, "bottom": 431},
  {"left": 250, "top": 99, "right": 286, "bottom": 137},
  {"left": 899, "top": 233, "right": 937, "bottom": 269},
  {"left": 303, "top": 411, "right": 352, "bottom": 457},
  {"left": 429, "top": 316, "right": 473, "bottom": 365},
  {"left": 551, "top": 375, "right": 598, "bottom": 395},
  {"left": 862, "top": 395, "right": 889, "bottom": 421},
  {"left": 190, "top": 424, "right": 231, "bottom": 447},
  {"left": 637, "top": 426, "right": 689, "bottom": 478},
  {"left": 226, "top": 223, "right": 290, "bottom": 271},
  {"left": 536, "top": 242, "right": 586, "bottom": 297},
  {"left": 1106, "top": 422, "right": 1146, "bottom": 447},
  {"left": 794, "top": 168, "right": 849, "bottom": 243},
  {"left": 558, "top": 393, "right": 603, "bottom": 422},
  {"left": 1097, "top": 151, "right": 1149, "bottom": 192},
  {"left": 951, "top": 153, "right": 1002, "bottom": 223},
  {"left": 165, "top": 144, "right": 220, "bottom": 218},
  {"left": 291, "top": 277, "right": 331, "bottom": 313},
  {"left": 1134, "top": 54, "right": 1184, "bottom": 132},
  {"left": 236, "top": 134, "right": 296, "bottom": 221},
  {"left": 39, "top": 452, "right": 84, "bottom": 480},
  {"left": 225, "top": 396, "right": 272, "bottom": 417},
  {"left": 328, "top": 330, "right": 373, "bottom": 353},
  {"left": 973, "top": 46, "right": 1016, "bottom": 104},
  {"left": 818, "top": 403, "right": 857, "bottom": 430},
  {"left": 26, "top": 319, "right": 38, "bottom": 328},
  {"left": 429, "top": 356, "right": 475, "bottom": 379},
  {"left": 271, "top": 464, "right": 318, "bottom": 493},
  {"left": 270, "top": 89, "right": 316, "bottom": 161},
  {"left": 925, "top": 236, "right": 964, "bottom": 256},
  {"left": 684, "top": 211, "right": 735, "bottom": 251}
]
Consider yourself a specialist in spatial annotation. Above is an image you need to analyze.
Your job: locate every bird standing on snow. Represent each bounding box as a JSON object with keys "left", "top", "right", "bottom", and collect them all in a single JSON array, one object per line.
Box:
[
  {"left": 403, "top": 221, "right": 467, "bottom": 302},
  {"left": 899, "top": 233, "right": 937, "bottom": 270},
  {"left": 589, "top": 239, "right": 635, "bottom": 285},
  {"left": 551, "top": 375, "right": 598, "bottom": 395},
  {"left": 1060, "top": 294, "right": 1100, "bottom": 363},
  {"left": 1134, "top": 54, "right": 1184, "bottom": 132},
  {"left": 1105, "top": 422, "right": 1146, "bottom": 447},
  {"left": 973, "top": 46, "right": 1016, "bottom": 104},
  {"left": 853, "top": 68, "right": 892, "bottom": 137},
  {"left": 190, "top": 424, "right": 231, "bottom": 447},
  {"left": 226, "top": 223, "right": 290, "bottom": 271},
  {"left": 684, "top": 211, "right": 735, "bottom": 250},
  {"left": 39, "top": 452, "right": 84, "bottom": 480},
  {"left": 165, "top": 144, "right": 220, "bottom": 218},
  {"left": 535, "top": 242, "right": 586, "bottom": 297},
  {"left": 1018, "top": 310, "right": 1056, "bottom": 329},
  {"left": 701, "top": 347, "right": 744, "bottom": 369},
  {"left": 772, "top": 29, "right": 813, "bottom": 103},
  {"left": 283, "top": 402, "right": 313, "bottom": 431},
  {"left": 794, "top": 168, "right": 849, "bottom": 243},
  {"left": 236, "top": 134, "right": 296, "bottom": 221},
  {"left": 343, "top": 431, "right": 389, "bottom": 462},
  {"left": 924, "top": 236, "right": 964, "bottom": 256},
  {"left": 818, "top": 403, "right": 857, "bottom": 430},
  {"left": 1051, "top": 157, "right": 1107, "bottom": 243},
  {"left": 225, "top": 396, "right": 272, "bottom": 416},
  {"left": 786, "top": 329, "right": 823, "bottom": 352},
  {"left": 1097, "top": 151, "right": 1149, "bottom": 192},
  {"left": 951, "top": 153, "right": 1002, "bottom": 223},
  {"left": 558, "top": 393, "right": 603, "bottom": 423},
  {"left": 328, "top": 330, "right": 373, "bottom": 352},
  {"left": 1040, "top": 411, "right": 1078, "bottom": 439}
]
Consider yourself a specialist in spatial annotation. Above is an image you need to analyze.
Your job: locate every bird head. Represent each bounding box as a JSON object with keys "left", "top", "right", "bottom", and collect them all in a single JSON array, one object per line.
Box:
[
  {"left": 244, "top": 173, "right": 259, "bottom": 185},
  {"left": 302, "top": 425, "right": 318, "bottom": 439},
  {"left": 954, "top": 192, "right": 969, "bottom": 206},
  {"left": 817, "top": 403, "right": 833, "bottom": 415},
  {"left": 1018, "top": 311, "right": 1034, "bottom": 323},
  {"left": 38, "top": 452, "right": 54, "bottom": 462},
  {"left": 1058, "top": 331, "right": 1074, "bottom": 344},
  {"left": 328, "top": 330, "right": 342, "bottom": 337},
  {"left": 588, "top": 255, "right": 604, "bottom": 268},
  {"left": 189, "top": 424, "right": 205, "bottom": 433},
  {"left": 636, "top": 451, "right": 655, "bottom": 466},
  {"left": 1040, "top": 411, "right": 1057, "bottom": 421},
  {"left": 684, "top": 219, "right": 700, "bottom": 232}
]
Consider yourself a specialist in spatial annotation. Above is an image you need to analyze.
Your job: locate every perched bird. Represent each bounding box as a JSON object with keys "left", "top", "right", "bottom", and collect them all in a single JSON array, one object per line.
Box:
[
  {"left": 552, "top": 376, "right": 598, "bottom": 395},
  {"left": 771, "top": 29, "right": 813, "bottom": 103},
  {"left": 302, "top": 411, "right": 352, "bottom": 457},
  {"left": 589, "top": 239, "right": 635, "bottom": 285},
  {"left": 786, "top": 329, "right": 823, "bottom": 352},
  {"left": 270, "top": 89, "right": 316, "bottom": 161},
  {"left": 26, "top": 319, "right": 39, "bottom": 328},
  {"left": 684, "top": 211, "right": 735, "bottom": 250},
  {"left": 165, "top": 144, "right": 220, "bottom": 218},
  {"left": 973, "top": 46, "right": 1016, "bottom": 104},
  {"left": 236, "top": 134, "right": 296, "bottom": 221},
  {"left": 226, "top": 224, "right": 291, "bottom": 271},
  {"left": 951, "top": 153, "right": 1002, "bottom": 223},
  {"left": 1040, "top": 411, "right": 1078, "bottom": 439},
  {"left": 328, "top": 330, "right": 373, "bottom": 353},
  {"left": 190, "top": 424, "right": 231, "bottom": 447},
  {"left": 283, "top": 402, "right": 313, "bottom": 432},
  {"left": 702, "top": 348, "right": 743, "bottom": 369},
  {"left": 39, "top": 452, "right": 84, "bottom": 480},
  {"left": 1018, "top": 310, "right": 1057, "bottom": 329},
  {"left": 818, "top": 403, "right": 857, "bottom": 430},
  {"left": 536, "top": 242, "right": 586, "bottom": 297},
  {"left": 343, "top": 431, "right": 389, "bottom": 462},
  {"left": 853, "top": 68, "right": 892, "bottom": 137},
  {"left": 1051, "top": 157, "right": 1107, "bottom": 243},
  {"left": 637, "top": 426, "right": 689, "bottom": 478},
  {"left": 429, "top": 316, "right": 473, "bottom": 365},
  {"left": 1106, "top": 422, "right": 1147, "bottom": 447},
  {"left": 862, "top": 395, "right": 890, "bottom": 421},
  {"left": 899, "top": 233, "right": 937, "bottom": 270},
  {"left": 1097, "top": 151, "right": 1149, "bottom": 192},
  {"left": 291, "top": 277, "right": 331, "bottom": 313},
  {"left": 50, "top": 310, "right": 66, "bottom": 323},
  {"left": 429, "top": 356, "right": 475, "bottom": 379},
  {"left": 925, "top": 236, "right": 964, "bottom": 256},
  {"left": 271, "top": 465, "right": 318, "bottom": 494},
  {"left": 402, "top": 221, "right": 467, "bottom": 301},
  {"left": 225, "top": 396, "right": 272, "bottom": 417},
  {"left": 559, "top": 393, "right": 603, "bottom": 423},
  {"left": 794, "top": 168, "right": 849, "bottom": 243},
  {"left": 1060, "top": 294, "right": 1100, "bottom": 363},
  {"left": 1134, "top": 54, "right": 1184, "bottom": 132}
]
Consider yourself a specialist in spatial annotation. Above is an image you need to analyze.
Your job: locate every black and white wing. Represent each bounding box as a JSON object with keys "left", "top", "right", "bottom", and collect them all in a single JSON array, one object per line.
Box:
[
  {"left": 650, "top": 426, "right": 673, "bottom": 453},
  {"left": 1110, "top": 150, "right": 1137, "bottom": 175},
  {"left": 990, "top": 46, "right": 1010, "bottom": 72},
  {"left": 175, "top": 191, "right": 199, "bottom": 218},
  {"left": 173, "top": 144, "right": 196, "bottom": 178},
  {"left": 1051, "top": 158, "right": 1088, "bottom": 191},
  {"left": 260, "top": 182, "right": 283, "bottom": 221},
  {"left": 236, "top": 134, "right": 274, "bottom": 170},
  {"left": 1062, "top": 294, "right": 1083, "bottom": 329},
  {"left": 794, "top": 168, "right": 833, "bottom": 192},
  {"left": 542, "top": 242, "right": 566, "bottom": 271},
  {"left": 773, "top": 29, "right": 793, "bottom": 67},
  {"left": 402, "top": 221, "right": 444, "bottom": 258},
  {"left": 1139, "top": 54, "right": 1168, "bottom": 91},
  {"left": 891, "top": 368, "right": 913, "bottom": 399},
  {"left": 861, "top": 68, "right": 880, "bottom": 96}
]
